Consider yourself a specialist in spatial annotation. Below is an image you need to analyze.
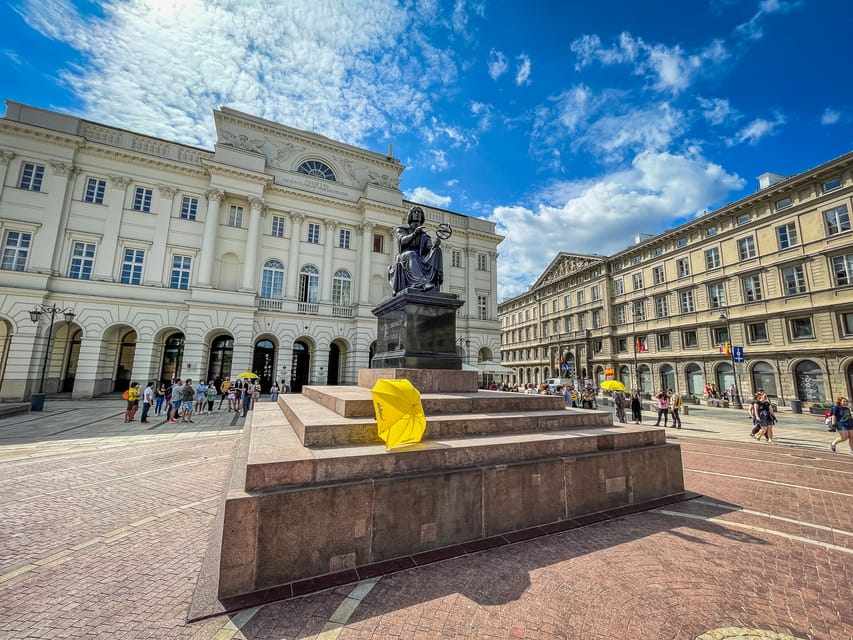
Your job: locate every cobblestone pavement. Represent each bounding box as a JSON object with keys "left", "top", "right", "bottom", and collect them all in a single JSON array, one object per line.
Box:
[{"left": 0, "top": 398, "right": 850, "bottom": 640}]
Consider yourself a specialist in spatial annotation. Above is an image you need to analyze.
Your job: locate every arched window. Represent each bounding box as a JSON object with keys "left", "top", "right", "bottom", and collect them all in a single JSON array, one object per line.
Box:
[
  {"left": 331, "top": 269, "right": 352, "bottom": 306},
  {"left": 685, "top": 363, "right": 703, "bottom": 396},
  {"left": 619, "top": 365, "right": 631, "bottom": 388},
  {"left": 716, "top": 363, "right": 734, "bottom": 395},
  {"left": 638, "top": 365, "right": 652, "bottom": 393},
  {"left": 298, "top": 265, "right": 320, "bottom": 303},
  {"left": 751, "top": 361, "right": 777, "bottom": 397},
  {"left": 795, "top": 360, "right": 825, "bottom": 402},
  {"left": 297, "top": 160, "right": 336, "bottom": 181},
  {"left": 660, "top": 364, "right": 675, "bottom": 392},
  {"left": 260, "top": 259, "right": 284, "bottom": 299}
]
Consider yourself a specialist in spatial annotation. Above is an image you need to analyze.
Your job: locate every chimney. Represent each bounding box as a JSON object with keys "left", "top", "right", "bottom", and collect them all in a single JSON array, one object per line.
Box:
[{"left": 757, "top": 172, "right": 786, "bottom": 190}]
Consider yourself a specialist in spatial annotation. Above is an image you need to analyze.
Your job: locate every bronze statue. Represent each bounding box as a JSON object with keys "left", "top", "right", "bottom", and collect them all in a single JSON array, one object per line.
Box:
[{"left": 388, "top": 206, "right": 447, "bottom": 295}]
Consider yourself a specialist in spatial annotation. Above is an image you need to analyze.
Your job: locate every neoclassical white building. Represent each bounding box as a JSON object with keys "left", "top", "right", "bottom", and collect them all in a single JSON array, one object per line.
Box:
[{"left": 0, "top": 101, "right": 503, "bottom": 400}]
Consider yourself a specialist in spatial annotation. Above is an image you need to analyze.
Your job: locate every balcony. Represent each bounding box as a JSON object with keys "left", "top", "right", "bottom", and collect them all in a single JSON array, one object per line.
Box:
[{"left": 257, "top": 298, "right": 355, "bottom": 317}]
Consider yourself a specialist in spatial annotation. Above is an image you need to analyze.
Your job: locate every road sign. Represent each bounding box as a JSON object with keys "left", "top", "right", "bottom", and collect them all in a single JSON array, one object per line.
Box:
[{"left": 732, "top": 346, "right": 745, "bottom": 363}]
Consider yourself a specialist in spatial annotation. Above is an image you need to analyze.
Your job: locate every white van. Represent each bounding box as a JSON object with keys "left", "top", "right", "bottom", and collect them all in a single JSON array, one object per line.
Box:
[{"left": 544, "top": 378, "right": 572, "bottom": 391}]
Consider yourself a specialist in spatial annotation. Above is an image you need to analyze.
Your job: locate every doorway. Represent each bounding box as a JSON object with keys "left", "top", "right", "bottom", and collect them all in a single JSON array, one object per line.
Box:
[
  {"left": 160, "top": 333, "right": 185, "bottom": 383},
  {"left": 113, "top": 330, "right": 137, "bottom": 392},
  {"left": 252, "top": 339, "right": 276, "bottom": 393},
  {"left": 327, "top": 343, "right": 340, "bottom": 385},
  {"left": 62, "top": 328, "right": 82, "bottom": 392},
  {"left": 207, "top": 335, "right": 234, "bottom": 385},
  {"left": 291, "top": 341, "right": 309, "bottom": 393}
]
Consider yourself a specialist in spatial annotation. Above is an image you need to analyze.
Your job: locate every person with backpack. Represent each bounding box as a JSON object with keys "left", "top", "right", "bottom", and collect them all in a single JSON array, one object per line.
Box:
[
  {"left": 668, "top": 388, "right": 682, "bottom": 429},
  {"left": 753, "top": 391, "right": 777, "bottom": 444},
  {"left": 124, "top": 381, "right": 140, "bottom": 423},
  {"left": 829, "top": 397, "right": 852, "bottom": 453}
]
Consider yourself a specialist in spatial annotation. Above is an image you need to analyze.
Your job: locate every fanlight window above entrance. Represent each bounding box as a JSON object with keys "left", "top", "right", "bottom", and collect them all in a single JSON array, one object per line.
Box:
[{"left": 297, "top": 160, "right": 336, "bottom": 181}]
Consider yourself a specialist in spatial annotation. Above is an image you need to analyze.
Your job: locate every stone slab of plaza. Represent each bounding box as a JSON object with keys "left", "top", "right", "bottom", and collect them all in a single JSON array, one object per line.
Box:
[{"left": 194, "top": 368, "right": 686, "bottom": 617}]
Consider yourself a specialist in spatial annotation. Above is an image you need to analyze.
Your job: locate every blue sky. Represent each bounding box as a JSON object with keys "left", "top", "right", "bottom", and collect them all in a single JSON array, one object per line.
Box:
[{"left": 2, "top": 0, "right": 852, "bottom": 301}]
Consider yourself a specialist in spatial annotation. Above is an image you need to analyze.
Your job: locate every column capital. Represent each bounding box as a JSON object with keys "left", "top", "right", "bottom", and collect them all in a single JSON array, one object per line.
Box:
[
  {"left": 489, "top": 251, "right": 499, "bottom": 260},
  {"left": 109, "top": 175, "right": 133, "bottom": 188},
  {"left": 206, "top": 188, "right": 225, "bottom": 203},
  {"left": 0, "top": 150, "right": 16, "bottom": 166},
  {"left": 50, "top": 161, "right": 77, "bottom": 177},
  {"left": 249, "top": 196, "right": 265, "bottom": 210},
  {"left": 158, "top": 185, "right": 179, "bottom": 198},
  {"left": 324, "top": 218, "right": 339, "bottom": 230},
  {"left": 358, "top": 221, "right": 375, "bottom": 233},
  {"left": 290, "top": 212, "right": 306, "bottom": 224}
]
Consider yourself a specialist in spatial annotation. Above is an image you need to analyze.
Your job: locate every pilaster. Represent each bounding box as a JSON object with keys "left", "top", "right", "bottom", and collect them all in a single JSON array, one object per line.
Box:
[
  {"left": 320, "top": 218, "right": 338, "bottom": 302},
  {"left": 241, "top": 197, "right": 265, "bottom": 292},
  {"left": 286, "top": 213, "right": 305, "bottom": 298},
  {"left": 197, "top": 189, "right": 224, "bottom": 287},
  {"left": 93, "top": 175, "right": 131, "bottom": 281},
  {"left": 146, "top": 186, "right": 179, "bottom": 285}
]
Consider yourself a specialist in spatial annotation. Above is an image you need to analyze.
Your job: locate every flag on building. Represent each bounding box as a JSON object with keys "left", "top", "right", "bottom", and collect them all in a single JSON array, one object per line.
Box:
[{"left": 718, "top": 342, "right": 731, "bottom": 355}]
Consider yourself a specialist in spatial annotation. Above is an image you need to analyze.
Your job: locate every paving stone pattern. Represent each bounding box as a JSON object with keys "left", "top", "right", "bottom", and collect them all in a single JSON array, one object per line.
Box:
[{"left": 0, "top": 398, "right": 850, "bottom": 639}]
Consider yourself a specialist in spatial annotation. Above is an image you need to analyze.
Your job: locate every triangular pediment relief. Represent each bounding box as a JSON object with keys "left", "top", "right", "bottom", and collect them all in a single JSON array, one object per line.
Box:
[{"left": 533, "top": 252, "right": 604, "bottom": 289}]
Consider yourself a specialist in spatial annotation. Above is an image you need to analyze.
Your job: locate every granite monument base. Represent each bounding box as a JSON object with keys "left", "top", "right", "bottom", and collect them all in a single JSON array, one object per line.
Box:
[{"left": 371, "top": 289, "right": 465, "bottom": 370}]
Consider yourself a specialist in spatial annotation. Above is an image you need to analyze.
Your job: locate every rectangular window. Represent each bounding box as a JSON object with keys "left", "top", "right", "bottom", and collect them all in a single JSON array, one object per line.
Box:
[
  {"left": 564, "top": 317, "right": 573, "bottom": 333},
  {"left": 705, "top": 227, "right": 718, "bottom": 237},
  {"left": 677, "top": 257, "right": 690, "bottom": 278},
  {"left": 552, "top": 319, "right": 560, "bottom": 334},
  {"left": 832, "top": 254, "right": 853, "bottom": 286},
  {"left": 563, "top": 295, "right": 571, "bottom": 309},
  {"left": 840, "top": 312, "right": 853, "bottom": 336},
  {"left": 477, "top": 253, "right": 488, "bottom": 271},
  {"left": 618, "top": 338, "right": 628, "bottom": 352},
  {"left": 271, "top": 215, "right": 285, "bottom": 237},
  {"left": 68, "top": 241, "right": 96, "bottom": 280},
  {"left": 655, "top": 295, "right": 668, "bottom": 318},
  {"left": 682, "top": 330, "right": 698, "bottom": 348},
  {"left": 776, "top": 223, "right": 798, "bottom": 249},
  {"left": 708, "top": 283, "right": 726, "bottom": 308},
  {"left": 748, "top": 322, "right": 768, "bottom": 343},
  {"left": 613, "top": 279, "right": 623, "bottom": 295},
  {"left": 632, "top": 273, "right": 643, "bottom": 290},
  {"left": 578, "top": 313, "right": 587, "bottom": 330},
  {"left": 591, "top": 285, "right": 601, "bottom": 301},
  {"left": 542, "top": 322, "right": 549, "bottom": 338},
  {"left": 615, "top": 305, "right": 626, "bottom": 324},
  {"left": 654, "top": 247, "right": 663, "bottom": 256},
  {"left": 653, "top": 266, "right": 665, "bottom": 285},
  {"left": 180, "top": 196, "right": 198, "bottom": 220},
  {"left": 677, "top": 238, "right": 687, "bottom": 248},
  {"left": 577, "top": 291, "right": 585, "bottom": 305},
  {"left": 737, "top": 213, "right": 751, "bottom": 225},
  {"left": 781, "top": 265, "right": 806, "bottom": 295},
  {"left": 657, "top": 333, "right": 671, "bottom": 350},
  {"left": 1, "top": 231, "right": 32, "bottom": 271},
  {"left": 338, "top": 228, "right": 351, "bottom": 249},
  {"left": 372, "top": 233, "right": 384, "bottom": 253},
  {"left": 593, "top": 340, "right": 603, "bottom": 354},
  {"left": 705, "top": 247, "right": 721, "bottom": 270},
  {"left": 775, "top": 197, "right": 792, "bottom": 210},
  {"left": 679, "top": 290, "right": 695, "bottom": 314},
  {"left": 823, "top": 178, "right": 842, "bottom": 193},
  {"left": 120, "top": 248, "right": 145, "bottom": 285},
  {"left": 552, "top": 300, "right": 559, "bottom": 313},
  {"left": 84, "top": 178, "right": 107, "bottom": 204},
  {"left": 477, "top": 295, "right": 488, "bottom": 320},
  {"left": 614, "top": 261, "right": 623, "bottom": 271},
  {"left": 824, "top": 204, "right": 850, "bottom": 235},
  {"left": 633, "top": 255, "right": 642, "bottom": 264},
  {"left": 737, "top": 237, "right": 756, "bottom": 260},
  {"left": 541, "top": 303, "right": 548, "bottom": 316},
  {"left": 742, "top": 275, "right": 763, "bottom": 302},
  {"left": 592, "top": 309, "right": 602, "bottom": 328},
  {"left": 170, "top": 255, "right": 192, "bottom": 289},
  {"left": 632, "top": 300, "right": 646, "bottom": 321},
  {"left": 306, "top": 222, "right": 320, "bottom": 243},
  {"left": 712, "top": 326, "right": 729, "bottom": 345},
  {"left": 19, "top": 163, "right": 45, "bottom": 191},
  {"left": 790, "top": 318, "right": 814, "bottom": 339},
  {"left": 132, "top": 187, "right": 153, "bottom": 212},
  {"left": 451, "top": 249, "right": 462, "bottom": 268},
  {"left": 228, "top": 205, "right": 244, "bottom": 228}
]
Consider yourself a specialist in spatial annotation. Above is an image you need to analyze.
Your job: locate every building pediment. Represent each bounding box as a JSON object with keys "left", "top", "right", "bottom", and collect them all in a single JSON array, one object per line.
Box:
[{"left": 533, "top": 252, "right": 603, "bottom": 288}]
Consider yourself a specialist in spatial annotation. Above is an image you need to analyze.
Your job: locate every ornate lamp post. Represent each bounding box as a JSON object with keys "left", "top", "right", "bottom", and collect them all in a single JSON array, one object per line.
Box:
[
  {"left": 29, "top": 304, "right": 75, "bottom": 411},
  {"left": 456, "top": 336, "right": 471, "bottom": 365},
  {"left": 718, "top": 307, "right": 742, "bottom": 409}
]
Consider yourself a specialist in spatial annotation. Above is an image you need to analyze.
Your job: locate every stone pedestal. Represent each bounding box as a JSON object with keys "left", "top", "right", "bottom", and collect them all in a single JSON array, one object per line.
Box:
[{"left": 371, "top": 290, "right": 464, "bottom": 370}]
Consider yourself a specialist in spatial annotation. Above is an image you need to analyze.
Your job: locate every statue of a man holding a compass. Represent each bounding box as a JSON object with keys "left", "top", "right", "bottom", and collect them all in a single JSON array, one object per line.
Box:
[{"left": 388, "top": 206, "right": 452, "bottom": 295}]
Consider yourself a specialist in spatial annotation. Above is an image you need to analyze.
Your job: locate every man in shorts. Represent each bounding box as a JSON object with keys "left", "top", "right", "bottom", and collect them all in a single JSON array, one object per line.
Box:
[
  {"left": 168, "top": 379, "right": 183, "bottom": 423},
  {"left": 180, "top": 379, "right": 196, "bottom": 423},
  {"left": 830, "top": 397, "right": 852, "bottom": 453}
]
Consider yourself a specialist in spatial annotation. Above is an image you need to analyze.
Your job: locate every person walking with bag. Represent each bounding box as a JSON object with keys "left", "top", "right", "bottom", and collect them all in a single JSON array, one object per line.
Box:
[
  {"left": 830, "top": 397, "right": 852, "bottom": 453},
  {"left": 653, "top": 392, "right": 670, "bottom": 427},
  {"left": 753, "top": 391, "right": 777, "bottom": 444},
  {"left": 630, "top": 389, "right": 642, "bottom": 424},
  {"left": 124, "top": 382, "right": 140, "bottom": 423},
  {"left": 668, "top": 388, "right": 682, "bottom": 429}
]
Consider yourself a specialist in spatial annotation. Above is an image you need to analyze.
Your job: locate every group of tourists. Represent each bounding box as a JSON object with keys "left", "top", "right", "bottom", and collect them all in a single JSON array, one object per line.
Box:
[{"left": 123, "top": 376, "right": 290, "bottom": 424}]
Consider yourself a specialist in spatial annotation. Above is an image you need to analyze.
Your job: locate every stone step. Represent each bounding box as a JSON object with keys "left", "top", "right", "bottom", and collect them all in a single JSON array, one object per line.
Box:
[
  {"left": 245, "top": 403, "right": 667, "bottom": 492},
  {"left": 300, "top": 385, "right": 566, "bottom": 418},
  {"left": 281, "top": 393, "right": 612, "bottom": 447}
]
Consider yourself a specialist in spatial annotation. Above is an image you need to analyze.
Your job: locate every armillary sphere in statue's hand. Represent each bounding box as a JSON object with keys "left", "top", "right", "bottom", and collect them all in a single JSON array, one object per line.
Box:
[{"left": 435, "top": 223, "right": 452, "bottom": 240}]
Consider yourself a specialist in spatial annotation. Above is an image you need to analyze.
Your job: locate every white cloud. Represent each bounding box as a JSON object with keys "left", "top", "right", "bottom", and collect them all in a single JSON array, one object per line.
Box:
[
  {"left": 515, "top": 54, "right": 531, "bottom": 86},
  {"left": 735, "top": 0, "right": 802, "bottom": 41},
  {"left": 698, "top": 97, "right": 735, "bottom": 126},
  {"left": 427, "top": 149, "right": 449, "bottom": 171},
  {"left": 729, "top": 112, "right": 786, "bottom": 146},
  {"left": 493, "top": 151, "right": 744, "bottom": 300},
  {"left": 407, "top": 186, "right": 452, "bottom": 208},
  {"left": 821, "top": 108, "right": 841, "bottom": 125},
  {"left": 487, "top": 49, "right": 508, "bottom": 80},
  {"left": 580, "top": 103, "right": 686, "bottom": 161}
]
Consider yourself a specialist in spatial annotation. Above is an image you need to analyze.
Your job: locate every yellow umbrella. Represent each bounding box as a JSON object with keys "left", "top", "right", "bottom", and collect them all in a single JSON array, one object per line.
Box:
[
  {"left": 600, "top": 380, "right": 628, "bottom": 392},
  {"left": 236, "top": 372, "right": 259, "bottom": 379},
  {"left": 371, "top": 379, "right": 427, "bottom": 450}
]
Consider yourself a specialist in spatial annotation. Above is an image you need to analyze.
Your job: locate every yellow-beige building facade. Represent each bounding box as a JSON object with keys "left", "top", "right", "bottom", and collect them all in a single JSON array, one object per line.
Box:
[
  {"left": 499, "top": 150, "right": 853, "bottom": 408},
  {"left": 0, "top": 101, "right": 502, "bottom": 401}
]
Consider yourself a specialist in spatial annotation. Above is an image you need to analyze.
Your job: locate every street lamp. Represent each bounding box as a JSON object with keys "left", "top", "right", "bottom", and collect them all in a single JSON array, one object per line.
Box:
[
  {"left": 29, "top": 304, "right": 76, "bottom": 411},
  {"left": 456, "top": 336, "right": 471, "bottom": 365},
  {"left": 718, "top": 307, "right": 742, "bottom": 409}
]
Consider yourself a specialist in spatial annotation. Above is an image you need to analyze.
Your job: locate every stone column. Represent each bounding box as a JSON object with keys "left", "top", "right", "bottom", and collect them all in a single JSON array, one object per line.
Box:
[
  {"left": 357, "top": 222, "right": 375, "bottom": 304},
  {"left": 131, "top": 338, "right": 158, "bottom": 385},
  {"left": 44, "top": 162, "right": 80, "bottom": 275},
  {"left": 320, "top": 219, "right": 338, "bottom": 302},
  {"left": 465, "top": 247, "right": 477, "bottom": 317},
  {"left": 0, "top": 150, "right": 15, "bottom": 201},
  {"left": 197, "top": 189, "right": 224, "bottom": 287},
  {"left": 241, "top": 197, "right": 265, "bottom": 292},
  {"left": 92, "top": 175, "right": 131, "bottom": 281},
  {"left": 71, "top": 336, "right": 105, "bottom": 399},
  {"left": 146, "top": 186, "right": 178, "bottom": 285},
  {"left": 488, "top": 251, "right": 499, "bottom": 320},
  {"left": 285, "top": 213, "right": 305, "bottom": 298}
]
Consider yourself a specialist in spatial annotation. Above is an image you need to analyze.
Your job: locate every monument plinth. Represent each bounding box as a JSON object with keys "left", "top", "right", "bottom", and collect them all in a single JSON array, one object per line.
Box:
[{"left": 371, "top": 289, "right": 464, "bottom": 370}]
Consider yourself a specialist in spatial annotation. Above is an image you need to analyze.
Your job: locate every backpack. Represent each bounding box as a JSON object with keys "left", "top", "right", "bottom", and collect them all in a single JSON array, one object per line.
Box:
[{"left": 122, "top": 389, "right": 130, "bottom": 400}]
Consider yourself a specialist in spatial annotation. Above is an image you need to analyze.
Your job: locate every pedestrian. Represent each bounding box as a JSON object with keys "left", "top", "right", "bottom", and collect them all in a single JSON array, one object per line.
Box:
[
  {"left": 251, "top": 381, "right": 261, "bottom": 408},
  {"left": 581, "top": 386, "right": 594, "bottom": 409},
  {"left": 140, "top": 380, "right": 154, "bottom": 424},
  {"left": 653, "top": 392, "right": 670, "bottom": 427},
  {"left": 613, "top": 391, "right": 627, "bottom": 423},
  {"left": 168, "top": 379, "right": 183, "bottom": 423},
  {"left": 181, "top": 378, "right": 196, "bottom": 423},
  {"left": 206, "top": 380, "right": 217, "bottom": 414},
  {"left": 753, "top": 391, "right": 777, "bottom": 443},
  {"left": 218, "top": 376, "right": 232, "bottom": 410},
  {"left": 154, "top": 382, "right": 167, "bottom": 416},
  {"left": 124, "top": 381, "right": 140, "bottom": 423},
  {"left": 668, "top": 388, "right": 682, "bottom": 429},
  {"left": 829, "top": 396, "right": 852, "bottom": 453},
  {"left": 269, "top": 381, "right": 280, "bottom": 402},
  {"left": 241, "top": 381, "right": 253, "bottom": 417},
  {"left": 748, "top": 391, "right": 766, "bottom": 440},
  {"left": 630, "top": 389, "right": 642, "bottom": 424},
  {"left": 194, "top": 380, "right": 207, "bottom": 415}
]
